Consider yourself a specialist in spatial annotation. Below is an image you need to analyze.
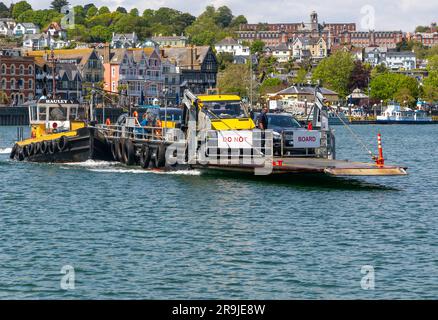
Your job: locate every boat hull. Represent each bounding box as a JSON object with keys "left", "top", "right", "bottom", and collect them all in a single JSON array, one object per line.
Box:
[{"left": 11, "top": 127, "right": 113, "bottom": 163}]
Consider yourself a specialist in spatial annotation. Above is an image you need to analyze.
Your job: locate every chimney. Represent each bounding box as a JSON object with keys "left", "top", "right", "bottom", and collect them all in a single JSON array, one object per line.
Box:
[{"left": 103, "top": 43, "right": 110, "bottom": 64}]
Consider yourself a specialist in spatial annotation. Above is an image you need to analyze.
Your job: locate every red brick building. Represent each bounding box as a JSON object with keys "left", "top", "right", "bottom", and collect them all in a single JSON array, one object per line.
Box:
[{"left": 0, "top": 51, "right": 35, "bottom": 105}]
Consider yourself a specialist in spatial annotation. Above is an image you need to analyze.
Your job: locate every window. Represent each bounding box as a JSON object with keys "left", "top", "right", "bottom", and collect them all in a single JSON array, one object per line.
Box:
[
  {"left": 10, "top": 64, "right": 15, "bottom": 75},
  {"left": 10, "top": 78, "right": 15, "bottom": 89},
  {"left": 19, "top": 78, "right": 24, "bottom": 89},
  {"left": 1, "top": 64, "right": 6, "bottom": 74},
  {"left": 28, "top": 79, "right": 33, "bottom": 89},
  {"left": 28, "top": 65, "right": 33, "bottom": 75},
  {"left": 19, "top": 64, "right": 24, "bottom": 75},
  {"left": 1, "top": 78, "right": 5, "bottom": 89}
]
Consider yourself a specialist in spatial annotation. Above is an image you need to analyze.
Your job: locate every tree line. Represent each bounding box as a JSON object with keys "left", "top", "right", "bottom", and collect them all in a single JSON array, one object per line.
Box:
[{"left": 0, "top": 1, "right": 247, "bottom": 45}]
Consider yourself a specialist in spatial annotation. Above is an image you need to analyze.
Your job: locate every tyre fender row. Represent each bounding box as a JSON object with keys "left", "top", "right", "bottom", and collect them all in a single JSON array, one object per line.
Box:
[
  {"left": 10, "top": 136, "right": 70, "bottom": 161},
  {"left": 110, "top": 138, "right": 168, "bottom": 169}
]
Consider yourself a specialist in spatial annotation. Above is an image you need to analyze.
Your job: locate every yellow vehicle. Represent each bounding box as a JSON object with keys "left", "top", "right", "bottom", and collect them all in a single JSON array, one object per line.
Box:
[
  {"left": 10, "top": 99, "right": 112, "bottom": 162},
  {"left": 196, "top": 94, "right": 255, "bottom": 130}
]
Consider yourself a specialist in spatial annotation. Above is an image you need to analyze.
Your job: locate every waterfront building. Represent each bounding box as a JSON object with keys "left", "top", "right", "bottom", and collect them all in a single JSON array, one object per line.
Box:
[
  {"left": 364, "top": 47, "right": 388, "bottom": 67},
  {"left": 0, "top": 50, "right": 35, "bottom": 105},
  {"left": 385, "top": 51, "right": 417, "bottom": 70},
  {"left": 34, "top": 59, "right": 82, "bottom": 100},
  {"left": 98, "top": 45, "right": 165, "bottom": 105},
  {"left": 162, "top": 46, "right": 218, "bottom": 94},
  {"left": 13, "top": 23, "right": 40, "bottom": 36},
  {"left": 161, "top": 57, "right": 181, "bottom": 105},
  {"left": 111, "top": 32, "right": 138, "bottom": 49},
  {"left": 151, "top": 34, "right": 188, "bottom": 47},
  {"left": 214, "top": 37, "right": 250, "bottom": 56}
]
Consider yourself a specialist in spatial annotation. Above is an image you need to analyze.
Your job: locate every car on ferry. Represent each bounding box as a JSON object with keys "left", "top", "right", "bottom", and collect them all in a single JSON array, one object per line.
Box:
[{"left": 252, "top": 112, "right": 318, "bottom": 156}]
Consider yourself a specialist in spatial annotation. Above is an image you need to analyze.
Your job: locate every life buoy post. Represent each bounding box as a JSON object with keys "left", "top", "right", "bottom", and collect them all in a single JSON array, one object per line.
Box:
[{"left": 375, "top": 132, "right": 384, "bottom": 166}]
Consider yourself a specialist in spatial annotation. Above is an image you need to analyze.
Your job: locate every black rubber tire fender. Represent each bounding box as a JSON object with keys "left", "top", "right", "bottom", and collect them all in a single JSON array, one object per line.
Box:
[
  {"left": 153, "top": 143, "right": 167, "bottom": 168},
  {"left": 23, "top": 144, "right": 31, "bottom": 157},
  {"left": 139, "top": 145, "right": 151, "bottom": 169},
  {"left": 111, "top": 140, "right": 118, "bottom": 161},
  {"left": 9, "top": 144, "right": 17, "bottom": 159},
  {"left": 17, "top": 147, "right": 25, "bottom": 161},
  {"left": 56, "top": 136, "right": 69, "bottom": 152},
  {"left": 40, "top": 141, "right": 48, "bottom": 154},
  {"left": 123, "top": 139, "right": 135, "bottom": 166},
  {"left": 48, "top": 140, "right": 56, "bottom": 154},
  {"left": 117, "top": 138, "right": 125, "bottom": 163},
  {"left": 35, "top": 142, "right": 42, "bottom": 155}
]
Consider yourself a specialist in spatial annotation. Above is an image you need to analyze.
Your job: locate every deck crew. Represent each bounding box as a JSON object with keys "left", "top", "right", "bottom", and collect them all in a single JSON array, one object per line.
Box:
[{"left": 257, "top": 106, "right": 269, "bottom": 152}]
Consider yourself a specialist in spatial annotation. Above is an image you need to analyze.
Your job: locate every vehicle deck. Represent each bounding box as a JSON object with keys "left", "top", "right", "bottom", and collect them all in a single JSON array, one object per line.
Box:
[{"left": 193, "top": 157, "right": 408, "bottom": 176}]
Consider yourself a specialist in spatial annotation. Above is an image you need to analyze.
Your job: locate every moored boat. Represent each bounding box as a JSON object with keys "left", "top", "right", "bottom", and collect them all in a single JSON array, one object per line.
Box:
[{"left": 377, "top": 103, "right": 433, "bottom": 124}]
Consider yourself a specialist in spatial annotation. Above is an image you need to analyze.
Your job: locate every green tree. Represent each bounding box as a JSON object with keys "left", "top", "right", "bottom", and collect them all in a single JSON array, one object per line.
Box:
[
  {"left": 50, "top": 0, "right": 69, "bottom": 13},
  {"left": 348, "top": 60, "right": 371, "bottom": 91},
  {"left": 370, "top": 73, "right": 419, "bottom": 104},
  {"left": 294, "top": 67, "right": 308, "bottom": 84},
  {"left": 86, "top": 5, "right": 97, "bottom": 18},
  {"left": 217, "top": 52, "right": 234, "bottom": 71},
  {"left": 98, "top": 6, "right": 110, "bottom": 15},
  {"left": 312, "top": 51, "right": 355, "bottom": 98},
  {"left": 0, "top": 2, "right": 10, "bottom": 18},
  {"left": 250, "top": 40, "right": 265, "bottom": 54},
  {"left": 230, "top": 15, "right": 247, "bottom": 28},
  {"left": 422, "top": 55, "right": 438, "bottom": 103},
  {"left": 116, "top": 7, "right": 127, "bottom": 14},
  {"left": 218, "top": 64, "right": 251, "bottom": 97},
  {"left": 129, "top": 8, "right": 139, "bottom": 17},
  {"left": 214, "top": 6, "right": 233, "bottom": 28},
  {"left": 260, "top": 77, "right": 284, "bottom": 94},
  {"left": 11, "top": 1, "right": 32, "bottom": 19}
]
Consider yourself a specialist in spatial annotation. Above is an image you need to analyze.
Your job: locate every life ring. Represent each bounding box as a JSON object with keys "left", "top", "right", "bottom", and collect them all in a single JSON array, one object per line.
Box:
[
  {"left": 9, "top": 144, "right": 17, "bottom": 159},
  {"left": 139, "top": 145, "right": 151, "bottom": 169},
  {"left": 122, "top": 139, "right": 135, "bottom": 165},
  {"left": 57, "top": 136, "right": 69, "bottom": 152}
]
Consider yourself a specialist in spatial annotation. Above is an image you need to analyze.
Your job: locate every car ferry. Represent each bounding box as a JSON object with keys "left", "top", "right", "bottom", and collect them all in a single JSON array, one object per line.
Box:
[{"left": 9, "top": 99, "right": 112, "bottom": 163}]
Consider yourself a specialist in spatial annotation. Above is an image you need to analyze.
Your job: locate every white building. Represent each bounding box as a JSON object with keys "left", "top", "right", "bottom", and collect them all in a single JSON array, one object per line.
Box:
[
  {"left": 364, "top": 47, "right": 388, "bottom": 67},
  {"left": 267, "top": 43, "right": 292, "bottom": 62},
  {"left": 111, "top": 32, "right": 138, "bottom": 49},
  {"left": 385, "top": 51, "right": 416, "bottom": 70},
  {"left": 23, "top": 33, "right": 69, "bottom": 51},
  {"left": 13, "top": 23, "right": 40, "bottom": 36},
  {"left": 215, "top": 37, "right": 250, "bottom": 56}
]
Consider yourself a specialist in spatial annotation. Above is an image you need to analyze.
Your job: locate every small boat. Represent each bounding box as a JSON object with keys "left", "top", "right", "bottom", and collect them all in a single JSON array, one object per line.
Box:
[
  {"left": 377, "top": 103, "right": 433, "bottom": 124},
  {"left": 9, "top": 99, "right": 112, "bottom": 163}
]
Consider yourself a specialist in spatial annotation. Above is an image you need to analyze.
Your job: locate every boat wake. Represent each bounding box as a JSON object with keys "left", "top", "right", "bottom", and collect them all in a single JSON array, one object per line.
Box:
[
  {"left": 0, "top": 147, "right": 12, "bottom": 154},
  {"left": 60, "top": 160, "right": 201, "bottom": 176}
]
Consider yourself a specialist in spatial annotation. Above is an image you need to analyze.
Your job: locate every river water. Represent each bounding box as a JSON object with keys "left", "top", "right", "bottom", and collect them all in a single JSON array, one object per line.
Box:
[{"left": 0, "top": 124, "right": 437, "bottom": 299}]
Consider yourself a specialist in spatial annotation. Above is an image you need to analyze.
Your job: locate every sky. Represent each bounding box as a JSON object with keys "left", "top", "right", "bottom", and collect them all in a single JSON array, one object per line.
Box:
[{"left": 4, "top": 0, "right": 437, "bottom": 32}]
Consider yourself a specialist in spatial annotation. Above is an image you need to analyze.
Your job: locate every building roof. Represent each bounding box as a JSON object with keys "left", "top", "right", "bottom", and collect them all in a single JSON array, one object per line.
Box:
[
  {"left": 152, "top": 34, "right": 188, "bottom": 41},
  {"left": 161, "top": 46, "right": 211, "bottom": 70},
  {"left": 44, "top": 22, "right": 64, "bottom": 32},
  {"left": 215, "top": 37, "right": 239, "bottom": 46},
  {"left": 274, "top": 85, "right": 338, "bottom": 96},
  {"left": 27, "top": 49, "right": 96, "bottom": 67},
  {"left": 386, "top": 51, "right": 416, "bottom": 57},
  {"left": 20, "top": 23, "right": 38, "bottom": 29}
]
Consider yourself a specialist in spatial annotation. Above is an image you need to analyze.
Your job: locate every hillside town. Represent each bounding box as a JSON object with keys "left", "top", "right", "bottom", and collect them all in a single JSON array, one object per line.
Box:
[{"left": 0, "top": 1, "right": 438, "bottom": 116}]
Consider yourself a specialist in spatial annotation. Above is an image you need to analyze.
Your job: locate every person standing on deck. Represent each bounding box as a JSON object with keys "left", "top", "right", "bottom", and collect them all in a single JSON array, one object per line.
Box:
[{"left": 257, "top": 106, "right": 269, "bottom": 152}]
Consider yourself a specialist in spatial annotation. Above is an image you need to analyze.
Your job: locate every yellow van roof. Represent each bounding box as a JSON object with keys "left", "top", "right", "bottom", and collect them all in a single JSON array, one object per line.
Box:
[{"left": 197, "top": 94, "right": 241, "bottom": 102}]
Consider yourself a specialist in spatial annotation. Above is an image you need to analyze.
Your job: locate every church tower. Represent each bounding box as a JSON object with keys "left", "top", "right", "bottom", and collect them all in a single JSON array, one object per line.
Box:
[{"left": 310, "top": 11, "right": 318, "bottom": 31}]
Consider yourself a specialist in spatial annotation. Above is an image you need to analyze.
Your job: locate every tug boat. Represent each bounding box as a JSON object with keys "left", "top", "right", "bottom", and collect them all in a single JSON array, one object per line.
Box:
[{"left": 9, "top": 99, "right": 112, "bottom": 163}]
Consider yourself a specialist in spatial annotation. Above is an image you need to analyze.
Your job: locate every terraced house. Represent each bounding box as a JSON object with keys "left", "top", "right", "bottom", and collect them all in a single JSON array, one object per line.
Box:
[
  {"left": 99, "top": 45, "right": 164, "bottom": 105},
  {"left": 27, "top": 49, "right": 103, "bottom": 100},
  {"left": 0, "top": 49, "right": 35, "bottom": 105}
]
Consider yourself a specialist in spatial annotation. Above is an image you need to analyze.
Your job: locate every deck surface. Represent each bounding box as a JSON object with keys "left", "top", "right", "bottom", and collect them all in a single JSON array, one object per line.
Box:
[{"left": 195, "top": 157, "right": 408, "bottom": 176}]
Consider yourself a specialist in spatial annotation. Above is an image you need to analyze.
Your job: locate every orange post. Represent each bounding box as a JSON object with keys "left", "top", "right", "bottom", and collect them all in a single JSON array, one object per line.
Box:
[{"left": 376, "top": 132, "right": 384, "bottom": 166}]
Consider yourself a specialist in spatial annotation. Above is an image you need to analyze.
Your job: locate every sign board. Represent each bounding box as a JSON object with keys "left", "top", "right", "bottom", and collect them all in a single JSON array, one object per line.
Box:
[
  {"left": 269, "top": 100, "right": 278, "bottom": 110},
  {"left": 218, "top": 131, "right": 253, "bottom": 149},
  {"left": 293, "top": 130, "right": 321, "bottom": 148}
]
